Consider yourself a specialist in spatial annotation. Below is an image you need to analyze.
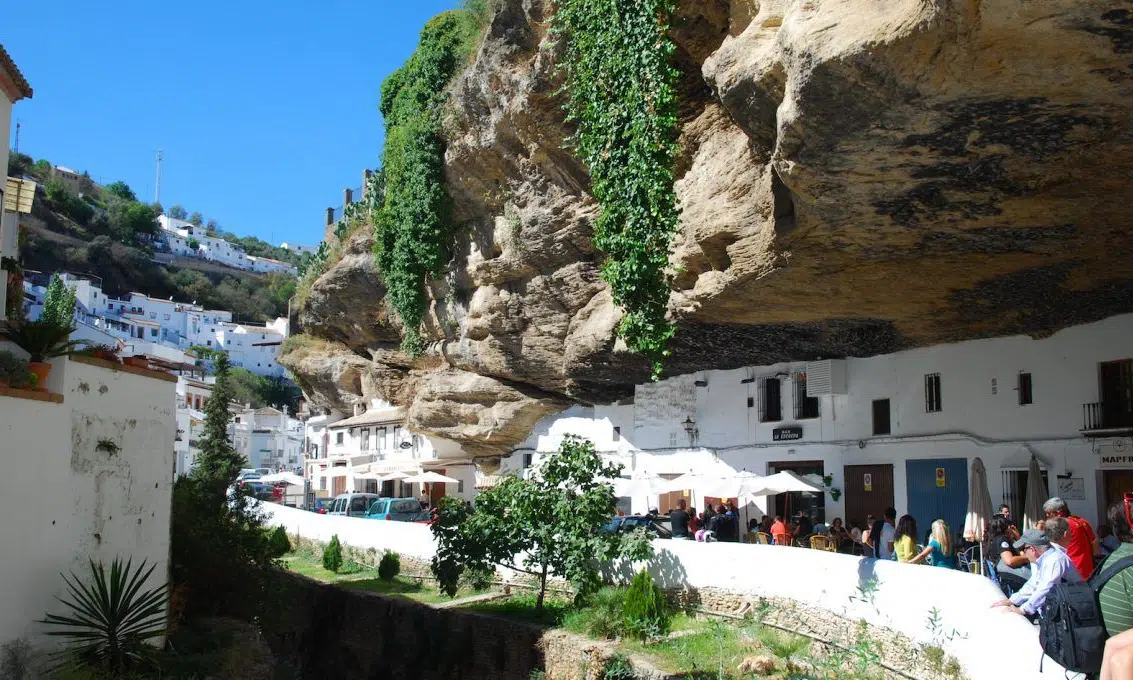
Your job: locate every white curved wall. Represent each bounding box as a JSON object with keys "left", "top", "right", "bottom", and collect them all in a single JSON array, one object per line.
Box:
[{"left": 262, "top": 503, "right": 1065, "bottom": 680}]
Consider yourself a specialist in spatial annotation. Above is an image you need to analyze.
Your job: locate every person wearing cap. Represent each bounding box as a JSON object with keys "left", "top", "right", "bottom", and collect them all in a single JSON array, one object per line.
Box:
[{"left": 991, "top": 525, "right": 1082, "bottom": 618}]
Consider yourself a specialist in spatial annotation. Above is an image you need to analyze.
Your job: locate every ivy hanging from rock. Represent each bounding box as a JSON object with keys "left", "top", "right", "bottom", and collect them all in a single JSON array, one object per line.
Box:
[
  {"left": 374, "top": 11, "right": 481, "bottom": 356},
  {"left": 553, "top": 0, "right": 681, "bottom": 379}
]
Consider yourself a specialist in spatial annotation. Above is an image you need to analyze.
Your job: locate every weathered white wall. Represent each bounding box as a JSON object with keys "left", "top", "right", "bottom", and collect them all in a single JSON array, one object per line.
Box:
[
  {"left": 0, "top": 357, "right": 175, "bottom": 647},
  {"left": 261, "top": 504, "right": 1062, "bottom": 680}
]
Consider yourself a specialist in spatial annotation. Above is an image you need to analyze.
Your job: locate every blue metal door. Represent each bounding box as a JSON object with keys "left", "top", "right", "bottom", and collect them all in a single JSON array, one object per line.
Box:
[{"left": 905, "top": 458, "right": 969, "bottom": 543}]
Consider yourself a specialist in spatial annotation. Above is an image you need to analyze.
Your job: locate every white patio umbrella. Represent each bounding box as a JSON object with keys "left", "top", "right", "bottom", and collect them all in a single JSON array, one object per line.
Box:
[
  {"left": 611, "top": 473, "right": 667, "bottom": 498},
  {"left": 379, "top": 470, "right": 413, "bottom": 482},
  {"left": 963, "top": 457, "right": 994, "bottom": 573},
  {"left": 752, "top": 471, "right": 825, "bottom": 495},
  {"left": 403, "top": 471, "right": 460, "bottom": 485},
  {"left": 1022, "top": 454, "right": 1048, "bottom": 530}
]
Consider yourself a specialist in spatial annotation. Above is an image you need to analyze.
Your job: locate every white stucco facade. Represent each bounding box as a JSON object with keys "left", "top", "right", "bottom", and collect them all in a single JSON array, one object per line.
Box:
[
  {"left": 230, "top": 405, "right": 303, "bottom": 472},
  {"left": 0, "top": 355, "right": 175, "bottom": 647},
  {"left": 507, "top": 313, "right": 1133, "bottom": 531},
  {"left": 0, "top": 44, "right": 32, "bottom": 318}
]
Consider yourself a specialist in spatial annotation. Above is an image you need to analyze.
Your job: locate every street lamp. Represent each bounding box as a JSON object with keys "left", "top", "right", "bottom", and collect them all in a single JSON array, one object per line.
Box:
[{"left": 682, "top": 416, "right": 698, "bottom": 447}]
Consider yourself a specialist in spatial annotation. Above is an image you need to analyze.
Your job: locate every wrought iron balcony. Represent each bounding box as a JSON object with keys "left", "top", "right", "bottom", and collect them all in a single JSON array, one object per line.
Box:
[{"left": 1082, "top": 402, "right": 1133, "bottom": 435}]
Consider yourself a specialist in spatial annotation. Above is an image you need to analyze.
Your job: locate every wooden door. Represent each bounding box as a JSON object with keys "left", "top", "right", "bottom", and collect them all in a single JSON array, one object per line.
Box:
[
  {"left": 1105, "top": 470, "right": 1133, "bottom": 512},
  {"left": 332, "top": 476, "right": 346, "bottom": 496},
  {"left": 906, "top": 459, "right": 969, "bottom": 541},
  {"left": 430, "top": 472, "right": 447, "bottom": 507},
  {"left": 843, "top": 464, "right": 894, "bottom": 529},
  {"left": 659, "top": 490, "right": 690, "bottom": 514}
]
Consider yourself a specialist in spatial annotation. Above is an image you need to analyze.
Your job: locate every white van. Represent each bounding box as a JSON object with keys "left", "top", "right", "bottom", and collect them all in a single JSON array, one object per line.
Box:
[{"left": 328, "top": 492, "right": 381, "bottom": 517}]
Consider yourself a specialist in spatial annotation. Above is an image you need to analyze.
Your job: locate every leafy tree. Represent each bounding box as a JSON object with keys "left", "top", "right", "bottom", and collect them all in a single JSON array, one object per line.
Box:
[
  {"left": 206, "top": 219, "right": 219, "bottom": 236},
  {"left": 431, "top": 435, "right": 653, "bottom": 611},
  {"left": 45, "top": 179, "right": 94, "bottom": 226},
  {"left": 31, "top": 159, "right": 53, "bottom": 179},
  {"left": 7, "top": 151, "right": 32, "bottom": 177},
  {"left": 187, "top": 237, "right": 200, "bottom": 250},
  {"left": 188, "top": 211, "right": 204, "bottom": 226},
  {"left": 107, "top": 198, "right": 159, "bottom": 244},
  {"left": 169, "top": 204, "right": 188, "bottom": 220},
  {"left": 152, "top": 201, "right": 164, "bottom": 216},
  {"left": 42, "top": 273, "right": 78, "bottom": 326},
  {"left": 104, "top": 181, "right": 137, "bottom": 202}
]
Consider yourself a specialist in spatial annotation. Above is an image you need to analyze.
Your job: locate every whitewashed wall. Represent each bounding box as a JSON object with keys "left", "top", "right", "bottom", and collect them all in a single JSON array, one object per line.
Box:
[
  {"left": 261, "top": 504, "right": 1062, "bottom": 680},
  {"left": 0, "top": 357, "right": 175, "bottom": 647}
]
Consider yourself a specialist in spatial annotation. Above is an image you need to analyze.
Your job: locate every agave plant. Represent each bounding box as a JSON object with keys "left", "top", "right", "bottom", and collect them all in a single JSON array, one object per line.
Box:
[
  {"left": 41, "top": 558, "right": 169, "bottom": 674},
  {"left": 0, "top": 321, "right": 86, "bottom": 363}
]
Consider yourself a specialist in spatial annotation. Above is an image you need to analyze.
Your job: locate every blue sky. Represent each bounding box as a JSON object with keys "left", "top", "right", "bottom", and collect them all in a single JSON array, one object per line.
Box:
[{"left": 4, "top": 0, "right": 460, "bottom": 247}]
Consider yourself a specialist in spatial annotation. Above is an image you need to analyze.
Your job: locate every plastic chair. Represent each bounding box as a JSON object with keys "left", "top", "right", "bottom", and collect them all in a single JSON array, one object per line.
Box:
[
  {"left": 957, "top": 546, "right": 978, "bottom": 573},
  {"left": 773, "top": 533, "right": 792, "bottom": 546},
  {"left": 809, "top": 535, "right": 837, "bottom": 552},
  {"left": 756, "top": 532, "right": 773, "bottom": 545}
]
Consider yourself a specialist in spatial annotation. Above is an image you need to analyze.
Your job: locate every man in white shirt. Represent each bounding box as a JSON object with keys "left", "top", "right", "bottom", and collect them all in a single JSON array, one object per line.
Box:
[
  {"left": 991, "top": 525, "right": 1081, "bottom": 618},
  {"left": 875, "top": 507, "right": 897, "bottom": 560}
]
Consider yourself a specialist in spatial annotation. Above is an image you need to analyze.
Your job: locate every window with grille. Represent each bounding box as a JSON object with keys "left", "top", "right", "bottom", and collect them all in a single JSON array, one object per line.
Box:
[
  {"left": 872, "top": 399, "right": 891, "bottom": 435},
  {"left": 1018, "top": 373, "right": 1033, "bottom": 405},
  {"left": 336, "top": 432, "right": 344, "bottom": 445},
  {"left": 360, "top": 428, "right": 370, "bottom": 450},
  {"left": 794, "top": 374, "right": 820, "bottom": 419},
  {"left": 925, "top": 374, "right": 942, "bottom": 413},
  {"left": 761, "top": 378, "right": 782, "bottom": 423}
]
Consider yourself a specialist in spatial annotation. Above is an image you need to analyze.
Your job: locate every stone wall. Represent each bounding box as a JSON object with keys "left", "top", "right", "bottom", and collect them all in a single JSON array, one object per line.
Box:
[{"left": 263, "top": 572, "right": 546, "bottom": 680}]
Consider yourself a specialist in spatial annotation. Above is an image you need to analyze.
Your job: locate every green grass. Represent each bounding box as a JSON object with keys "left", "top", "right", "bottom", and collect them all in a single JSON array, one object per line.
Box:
[
  {"left": 280, "top": 550, "right": 485, "bottom": 604},
  {"left": 459, "top": 592, "right": 574, "bottom": 626}
]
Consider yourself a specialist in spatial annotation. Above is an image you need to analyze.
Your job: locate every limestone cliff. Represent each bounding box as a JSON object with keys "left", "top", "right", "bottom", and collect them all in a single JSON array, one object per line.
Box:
[{"left": 284, "top": 0, "right": 1133, "bottom": 456}]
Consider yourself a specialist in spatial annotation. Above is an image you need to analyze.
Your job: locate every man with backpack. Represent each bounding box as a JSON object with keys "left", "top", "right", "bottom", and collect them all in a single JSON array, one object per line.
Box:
[
  {"left": 991, "top": 522, "right": 1080, "bottom": 618},
  {"left": 1044, "top": 496, "right": 1099, "bottom": 580}
]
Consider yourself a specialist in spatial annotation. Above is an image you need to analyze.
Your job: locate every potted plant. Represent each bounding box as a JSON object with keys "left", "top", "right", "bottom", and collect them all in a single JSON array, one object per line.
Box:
[
  {"left": 0, "top": 349, "right": 36, "bottom": 390},
  {"left": 0, "top": 321, "right": 86, "bottom": 390},
  {"left": 123, "top": 355, "right": 149, "bottom": 369},
  {"left": 79, "top": 344, "right": 122, "bottom": 364}
]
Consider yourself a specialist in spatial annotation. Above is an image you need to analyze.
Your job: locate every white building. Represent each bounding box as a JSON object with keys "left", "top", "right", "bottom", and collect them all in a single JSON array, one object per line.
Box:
[
  {"left": 174, "top": 376, "right": 213, "bottom": 476},
  {"left": 0, "top": 44, "right": 32, "bottom": 317},
  {"left": 495, "top": 313, "right": 1133, "bottom": 534},
  {"left": 230, "top": 405, "right": 303, "bottom": 472},
  {"left": 247, "top": 255, "right": 297, "bottom": 276},
  {"left": 304, "top": 399, "right": 474, "bottom": 506}
]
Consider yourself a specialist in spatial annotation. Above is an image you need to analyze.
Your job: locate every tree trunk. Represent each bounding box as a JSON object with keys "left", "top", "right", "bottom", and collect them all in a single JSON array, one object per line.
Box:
[{"left": 536, "top": 563, "right": 549, "bottom": 612}]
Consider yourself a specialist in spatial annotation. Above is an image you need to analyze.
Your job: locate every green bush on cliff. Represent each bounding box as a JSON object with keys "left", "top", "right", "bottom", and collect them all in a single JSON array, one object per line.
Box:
[
  {"left": 323, "top": 535, "right": 344, "bottom": 573},
  {"left": 374, "top": 10, "right": 480, "bottom": 356},
  {"left": 552, "top": 0, "right": 682, "bottom": 379}
]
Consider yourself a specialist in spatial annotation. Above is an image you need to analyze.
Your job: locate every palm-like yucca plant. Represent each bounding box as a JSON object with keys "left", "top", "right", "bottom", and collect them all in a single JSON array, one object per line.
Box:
[
  {"left": 0, "top": 321, "right": 86, "bottom": 363},
  {"left": 41, "top": 558, "right": 169, "bottom": 674}
]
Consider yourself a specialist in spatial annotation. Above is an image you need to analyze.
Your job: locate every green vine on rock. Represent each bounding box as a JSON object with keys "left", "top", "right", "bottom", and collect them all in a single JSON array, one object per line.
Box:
[
  {"left": 374, "top": 11, "right": 480, "bottom": 356},
  {"left": 553, "top": 0, "right": 681, "bottom": 379}
]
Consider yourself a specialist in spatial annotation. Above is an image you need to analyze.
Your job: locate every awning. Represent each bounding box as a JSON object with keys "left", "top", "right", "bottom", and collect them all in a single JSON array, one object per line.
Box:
[
  {"left": 366, "top": 461, "right": 422, "bottom": 475},
  {"left": 1001, "top": 447, "right": 1053, "bottom": 470}
]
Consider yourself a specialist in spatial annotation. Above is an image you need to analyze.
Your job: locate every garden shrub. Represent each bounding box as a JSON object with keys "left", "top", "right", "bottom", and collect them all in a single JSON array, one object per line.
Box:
[
  {"left": 602, "top": 654, "right": 636, "bottom": 680},
  {"left": 323, "top": 535, "right": 344, "bottom": 573},
  {"left": 586, "top": 587, "right": 628, "bottom": 639},
  {"left": 622, "top": 569, "right": 669, "bottom": 640},
  {"left": 268, "top": 526, "right": 291, "bottom": 558},
  {"left": 378, "top": 551, "right": 401, "bottom": 581}
]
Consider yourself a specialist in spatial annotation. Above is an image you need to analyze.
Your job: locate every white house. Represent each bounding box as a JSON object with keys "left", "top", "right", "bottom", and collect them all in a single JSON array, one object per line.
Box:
[
  {"left": 174, "top": 376, "right": 212, "bottom": 477},
  {"left": 305, "top": 399, "right": 474, "bottom": 505},
  {"left": 492, "top": 313, "right": 1133, "bottom": 534},
  {"left": 0, "top": 44, "right": 32, "bottom": 317},
  {"left": 230, "top": 405, "right": 304, "bottom": 473},
  {"left": 247, "top": 255, "right": 297, "bottom": 276}
]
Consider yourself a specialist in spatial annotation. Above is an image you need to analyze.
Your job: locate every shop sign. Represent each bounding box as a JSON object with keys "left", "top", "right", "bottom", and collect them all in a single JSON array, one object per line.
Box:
[
  {"left": 773, "top": 426, "right": 803, "bottom": 441},
  {"left": 936, "top": 467, "right": 946, "bottom": 488},
  {"left": 1101, "top": 455, "right": 1133, "bottom": 469},
  {"left": 863, "top": 473, "right": 873, "bottom": 492}
]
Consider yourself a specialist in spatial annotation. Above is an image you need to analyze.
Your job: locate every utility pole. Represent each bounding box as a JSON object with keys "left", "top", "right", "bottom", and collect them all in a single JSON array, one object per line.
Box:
[{"left": 154, "top": 149, "right": 163, "bottom": 205}]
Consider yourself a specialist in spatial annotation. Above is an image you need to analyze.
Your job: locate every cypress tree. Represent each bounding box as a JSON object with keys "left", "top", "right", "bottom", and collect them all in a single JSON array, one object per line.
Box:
[{"left": 191, "top": 351, "right": 245, "bottom": 489}]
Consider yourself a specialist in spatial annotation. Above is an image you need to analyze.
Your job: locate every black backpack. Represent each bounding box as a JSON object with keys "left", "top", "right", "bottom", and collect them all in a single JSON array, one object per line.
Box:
[{"left": 1039, "top": 555, "right": 1133, "bottom": 675}]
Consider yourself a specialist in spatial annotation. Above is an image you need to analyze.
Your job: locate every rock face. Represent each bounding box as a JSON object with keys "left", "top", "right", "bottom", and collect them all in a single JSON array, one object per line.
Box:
[{"left": 284, "top": 0, "right": 1133, "bottom": 456}]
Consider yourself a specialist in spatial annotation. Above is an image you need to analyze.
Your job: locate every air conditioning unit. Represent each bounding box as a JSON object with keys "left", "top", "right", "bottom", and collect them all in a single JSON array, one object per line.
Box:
[{"left": 806, "top": 360, "right": 847, "bottom": 396}]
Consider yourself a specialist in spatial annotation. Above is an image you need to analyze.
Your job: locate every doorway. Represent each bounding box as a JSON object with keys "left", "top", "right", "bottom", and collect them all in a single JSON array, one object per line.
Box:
[
  {"left": 769, "top": 461, "right": 825, "bottom": 523},
  {"left": 843, "top": 464, "right": 894, "bottom": 531},
  {"left": 1103, "top": 470, "right": 1133, "bottom": 519},
  {"left": 429, "top": 472, "right": 447, "bottom": 507},
  {"left": 906, "top": 458, "right": 969, "bottom": 543}
]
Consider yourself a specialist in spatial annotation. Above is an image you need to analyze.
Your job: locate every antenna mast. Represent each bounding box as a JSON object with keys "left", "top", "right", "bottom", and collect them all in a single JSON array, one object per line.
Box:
[{"left": 154, "top": 149, "right": 163, "bottom": 205}]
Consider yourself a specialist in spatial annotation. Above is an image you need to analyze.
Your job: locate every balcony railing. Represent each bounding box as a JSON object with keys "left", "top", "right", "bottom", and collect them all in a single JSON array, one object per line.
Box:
[{"left": 1082, "top": 402, "right": 1133, "bottom": 433}]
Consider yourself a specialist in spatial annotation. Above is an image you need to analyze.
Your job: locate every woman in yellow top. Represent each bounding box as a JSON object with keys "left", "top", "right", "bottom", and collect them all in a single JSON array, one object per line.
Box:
[{"left": 894, "top": 514, "right": 924, "bottom": 563}]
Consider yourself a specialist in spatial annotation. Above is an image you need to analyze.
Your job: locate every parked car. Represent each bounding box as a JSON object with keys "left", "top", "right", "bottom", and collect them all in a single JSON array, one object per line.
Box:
[
  {"left": 310, "top": 498, "right": 333, "bottom": 514},
  {"left": 237, "top": 481, "right": 278, "bottom": 502},
  {"left": 364, "top": 498, "right": 425, "bottom": 522},
  {"left": 328, "top": 492, "right": 382, "bottom": 517},
  {"left": 601, "top": 515, "right": 671, "bottom": 539}
]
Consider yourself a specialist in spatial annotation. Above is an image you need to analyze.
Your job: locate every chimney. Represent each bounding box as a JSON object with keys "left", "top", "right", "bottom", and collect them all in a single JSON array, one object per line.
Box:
[
  {"left": 325, "top": 207, "right": 334, "bottom": 227},
  {"left": 343, "top": 188, "right": 353, "bottom": 211},
  {"left": 362, "top": 169, "right": 372, "bottom": 198},
  {"left": 324, "top": 207, "right": 336, "bottom": 242}
]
